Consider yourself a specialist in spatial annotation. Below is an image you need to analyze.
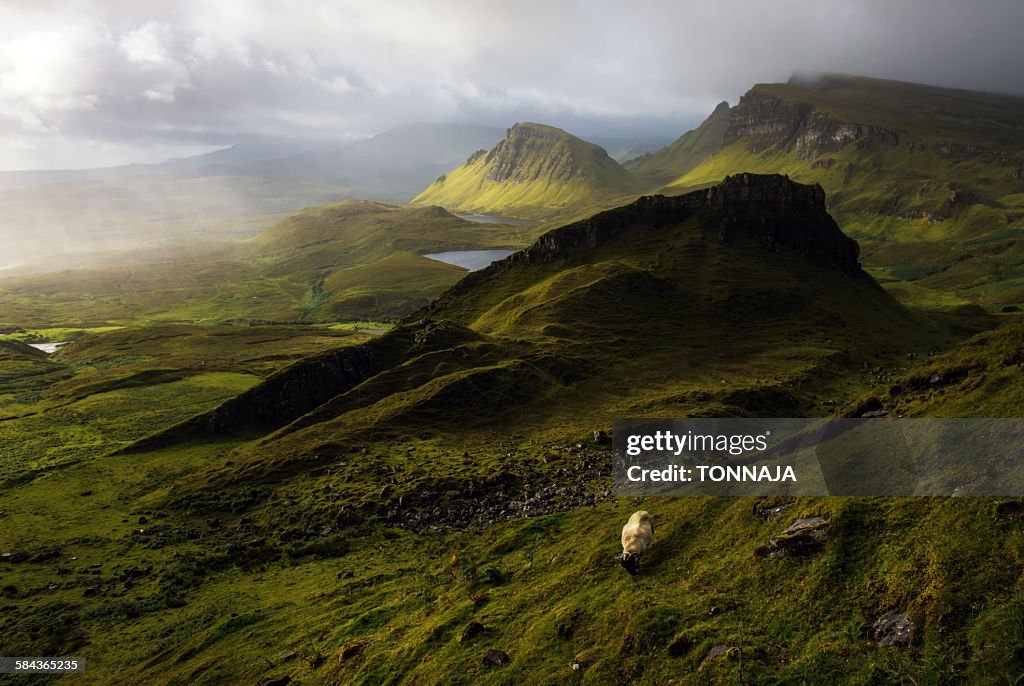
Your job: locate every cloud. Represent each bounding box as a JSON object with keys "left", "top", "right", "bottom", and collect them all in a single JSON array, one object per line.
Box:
[{"left": 0, "top": 0, "right": 1022, "bottom": 168}]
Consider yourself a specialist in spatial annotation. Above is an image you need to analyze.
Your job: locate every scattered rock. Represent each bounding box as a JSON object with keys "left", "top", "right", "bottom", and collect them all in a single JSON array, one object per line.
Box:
[
  {"left": 339, "top": 641, "right": 366, "bottom": 661},
  {"left": 873, "top": 610, "right": 913, "bottom": 648},
  {"left": 699, "top": 643, "right": 732, "bottom": 670},
  {"left": 571, "top": 661, "right": 583, "bottom": 671},
  {"left": 593, "top": 430, "right": 610, "bottom": 445},
  {"left": 280, "top": 651, "right": 296, "bottom": 663},
  {"left": 763, "top": 517, "right": 829, "bottom": 557},
  {"left": 0, "top": 551, "right": 29, "bottom": 563},
  {"left": 752, "top": 497, "right": 794, "bottom": 521},
  {"left": 995, "top": 500, "right": 1024, "bottom": 522},
  {"left": 82, "top": 587, "right": 98, "bottom": 597},
  {"left": 460, "top": 621, "right": 486, "bottom": 643},
  {"left": 337, "top": 569, "right": 355, "bottom": 580},
  {"left": 483, "top": 648, "right": 510, "bottom": 666},
  {"left": 667, "top": 635, "right": 693, "bottom": 657}
]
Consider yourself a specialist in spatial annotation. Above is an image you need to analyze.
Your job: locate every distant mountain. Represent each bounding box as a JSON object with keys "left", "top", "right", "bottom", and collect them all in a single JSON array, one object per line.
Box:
[
  {"left": 0, "top": 123, "right": 505, "bottom": 271},
  {"left": 0, "top": 140, "right": 312, "bottom": 191},
  {"left": 637, "top": 74, "right": 1024, "bottom": 309},
  {"left": 588, "top": 134, "right": 677, "bottom": 163},
  {"left": 223, "top": 123, "right": 505, "bottom": 203},
  {"left": 412, "top": 122, "right": 644, "bottom": 219}
]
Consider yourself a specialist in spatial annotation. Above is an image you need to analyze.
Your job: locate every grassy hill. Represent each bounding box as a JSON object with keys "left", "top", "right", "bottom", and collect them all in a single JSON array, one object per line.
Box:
[
  {"left": 413, "top": 123, "right": 644, "bottom": 220},
  {"left": 162, "top": 174, "right": 969, "bottom": 488},
  {"left": 641, "top": 74, "right": 1024, "bottom": 310}
]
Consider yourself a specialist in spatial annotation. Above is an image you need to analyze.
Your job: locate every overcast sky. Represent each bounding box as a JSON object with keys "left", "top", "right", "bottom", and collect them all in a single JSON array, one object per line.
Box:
[{"left": 1, "top": 0, "right": 1023, "bottom": 170}]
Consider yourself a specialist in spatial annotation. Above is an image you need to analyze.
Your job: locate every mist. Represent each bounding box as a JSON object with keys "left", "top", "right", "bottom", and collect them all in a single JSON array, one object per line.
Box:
[{"left": 1, "top": 0, "right": 1023, "bottom": 170}]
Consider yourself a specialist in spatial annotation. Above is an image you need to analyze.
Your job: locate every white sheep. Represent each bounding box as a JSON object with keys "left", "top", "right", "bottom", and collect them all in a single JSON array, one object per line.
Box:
[{"left": 619, "top": 510, "right": 654, "bottom": 575}]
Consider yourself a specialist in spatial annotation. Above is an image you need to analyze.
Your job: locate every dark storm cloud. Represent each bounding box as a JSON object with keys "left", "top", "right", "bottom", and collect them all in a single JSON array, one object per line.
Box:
[{"left": 1, "top": 0, "right": 1022, "bottom": 168}]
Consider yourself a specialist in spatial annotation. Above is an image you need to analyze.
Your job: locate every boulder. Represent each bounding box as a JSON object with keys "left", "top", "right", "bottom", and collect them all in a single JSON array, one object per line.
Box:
[
  {"left": 460, "top": 621, "right": 486, "bottom": 643},
  {"left": 765, "top": 517, "right": 829, "bottom": 556},
  {"left": 483, "top": 648, "right": 510, "bottom": 666},
  {"left": 873, "top": 610, "right": 913, "bottom": 648}
]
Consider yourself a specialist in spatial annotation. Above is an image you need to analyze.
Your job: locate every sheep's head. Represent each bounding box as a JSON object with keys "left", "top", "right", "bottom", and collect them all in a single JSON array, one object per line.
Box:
[{"left": 619, "top": 552, "right": 640, "bottom": 576}]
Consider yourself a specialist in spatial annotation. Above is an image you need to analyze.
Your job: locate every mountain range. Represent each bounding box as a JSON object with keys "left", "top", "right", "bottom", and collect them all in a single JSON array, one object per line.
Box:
[{"left": 413, "top": 74, "right": 1024, "bottom": 310}]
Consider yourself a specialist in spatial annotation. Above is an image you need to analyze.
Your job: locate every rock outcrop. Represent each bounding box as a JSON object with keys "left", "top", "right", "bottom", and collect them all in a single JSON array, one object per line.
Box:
[
  {"left": 723, "top": 90, "right": 899, "bottom": 159},
  {"left": 761, "top": 516, "right": 830, "bottom": 557},
  {"left": 724, "top": 91, "right": 811, "bottom": 153},
  {"left": 793, "top": 111, "right": 899, "bottom": 160},
  {"left": 483, "top": 123, "right": 610, "bottom": 184},
  {"left": 456, "top": 174, "right": 861, "bottom": 281}
]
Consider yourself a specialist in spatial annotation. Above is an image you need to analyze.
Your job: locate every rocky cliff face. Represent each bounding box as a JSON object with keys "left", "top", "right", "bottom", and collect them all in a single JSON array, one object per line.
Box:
[
  {"left": 793, "top": 111, "right": 899, "bottom": 160},
  {"left": 483, "top": 123, "right": 613, "bottom": 184},
  {"left": 723, "top": 92, "right": 811, "bottom": 153},
  {"left": 421, "top": 174, "right": 866, "bottom": 320},
  {"left": 723, "top": 90, "right": 899, "bottom": 159},
  {"left": 515, "top": 173, "right": 862, "bottom": 275}
]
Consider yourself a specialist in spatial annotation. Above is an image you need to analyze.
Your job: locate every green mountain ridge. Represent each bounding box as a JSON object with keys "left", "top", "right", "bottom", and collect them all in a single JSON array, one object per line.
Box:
[
  {"left": 625, "top": 100, "right": 732, "bottom": 186},
  {"left": 152, "top": 174, "right": 957, "bottom": 489},
  {"left": 412, "top": 122, "right": 644, "bottom": 220},
  {"left": 649, "top": 74, "right": 1024, "bottom": 309}
]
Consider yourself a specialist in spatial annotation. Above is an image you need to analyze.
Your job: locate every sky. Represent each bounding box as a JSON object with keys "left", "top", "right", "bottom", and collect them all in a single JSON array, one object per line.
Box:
[{"left": 1, "top": 0, "right": 1023, "bottom": 170}]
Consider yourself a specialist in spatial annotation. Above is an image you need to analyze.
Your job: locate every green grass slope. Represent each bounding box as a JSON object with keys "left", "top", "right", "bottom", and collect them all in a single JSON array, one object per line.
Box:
[
  {"left": 0, "top": 324, "right": 371, "bottom": 484},
  {"left": 844, "top": 314, "right": 1024, "bottom": 417},
  {"left": 625, "top": 101, "right": 732, "bottom": 186},
  {"left": 652, "top": 75, "right": 1024, "bottom": 309},
  {"left": 167, "top": 175, "right": 978, "bottom": 488},
  {"left": 413, "top": 123, "right": 645, "bottom": 220}
]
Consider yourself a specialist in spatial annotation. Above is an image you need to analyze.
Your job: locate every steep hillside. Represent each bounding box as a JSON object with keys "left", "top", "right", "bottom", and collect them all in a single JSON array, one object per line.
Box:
[
  {"left": 647, "top": 75, "right": 1024, "bottom": 309},
  {"left": 412, "top": 123, "right": 644, "bottom": 219},
  {"left": 845, "top": 315, "right": 1024, "bottom": 418},
  {"left": 625, "top": 101, "right": 732, "bottom": 185}
]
